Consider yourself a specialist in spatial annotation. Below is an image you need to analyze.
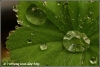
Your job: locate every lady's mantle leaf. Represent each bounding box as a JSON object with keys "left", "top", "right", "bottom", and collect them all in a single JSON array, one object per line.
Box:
[{"left": 5, "top": 1, "right": 99, "bottom": 66}]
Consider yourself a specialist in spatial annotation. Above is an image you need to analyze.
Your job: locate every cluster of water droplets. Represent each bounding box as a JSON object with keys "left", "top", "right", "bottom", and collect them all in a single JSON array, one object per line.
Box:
[{"left": 63, "top": 31, "right": 90, "bottom": 52}]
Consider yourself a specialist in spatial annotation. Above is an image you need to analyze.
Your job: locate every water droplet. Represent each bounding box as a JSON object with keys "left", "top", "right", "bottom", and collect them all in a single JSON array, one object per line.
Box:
[
  {"left": 63, "top": 31, "right": 90, "bottom": 52},
  {"left": 79, "top": 25, "right": 83, "bottom": 28},
  {"left": 31, "top": 7, "right": 35, "bottom": 11},
  {"left": 15, "top": 25, "right": 19, "bottom": 29},
  {"left": 27, "top": 38, "right": 32, "bottom": 44},
  {"left": 90, "top": 11, "right": 93, "bottom": 15},
  {"left": 33, "top": 62, "right": 40, "bottom": 66},
  {"left": 89, "top": 56, "right": 97, "bottom": 64},
  {"left": 55, "top": 16, "right": 57, "bottom": 18},
  {"left": 81, "top": 59, "right": 84, "bottom": 65},
  {"left": 57, "top": 3, "right": 60, "bottom": 6},
  {"left": 15, "top": 14, "right": 18, "bottom": 18},
  {"left": 40, "top": 44, "right": 47, "bottom": 50},
  {"left": 26, "top": 4, "right": 46, "bottom": 25},
  {"left": 13, "top": 5, "right": 18, "bottom": 12},
  {"left": 87, "top": 16, "right": 90, "bottom": 19},
  {"left": 43, "top": 1, "right": 47, "bottom": 6},
  {"left": 17, "top": 19, "right": 23, "bottom": 25},
  {"left": 31, "top": 32, "right": 34, "bottom": 35}
]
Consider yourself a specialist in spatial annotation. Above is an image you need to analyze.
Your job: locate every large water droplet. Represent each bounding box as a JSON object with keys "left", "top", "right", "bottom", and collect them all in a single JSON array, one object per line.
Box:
[
  {"left": 89, "top": 56, "right": 97, "bottom": 64},
  {"left": 13, "top": 5, "right": 18, "bottom": 12},
  {"left": 63, "top": 31, "right": 90, "bottom": 52},
  {"left": 81, "top": 59, "right": 84, "bottom": 65},
  {"left": 40, "top": 44, "right": 47, "bottom": 50},
  {"left": 26, "top": 4, "right": 46, "bottom": 25}
]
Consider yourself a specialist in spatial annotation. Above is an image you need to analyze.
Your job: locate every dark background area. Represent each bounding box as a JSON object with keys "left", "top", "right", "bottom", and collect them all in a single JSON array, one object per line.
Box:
[{"left": 1, "top": 1, "right": 18, "bottom": 61}]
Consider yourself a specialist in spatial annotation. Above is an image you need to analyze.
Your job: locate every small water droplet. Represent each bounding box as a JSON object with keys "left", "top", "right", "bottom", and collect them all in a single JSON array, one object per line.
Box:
[
  {"left": 15, "top": 14, "right": 18, "bottom": 18},
  {"left": 63, "top": 31, "right": 90, "bottom": 52},
  {"left": 89, "top": 56, "right": 97, "bottom": 64},
  {"left": 57, "top": 3, "right": 60, "bottom": 6},
  {"left": 90, "top": 11, "right": 93, "bottom": 15},
  {"left": 17, "top": 19, "right": 23, "bottom": 25},
  {"left": 81, "top": 59, "right": 84, "bottom": 65},
  {"left": 79, "top": 25, "right": 83, "bottom": 28},
  {"left": 27, "top": 38, "right": 32, "bottom": 44},
  {"left": 31, "top": 32, "right": 34, "bottom": 35},
  {"left": 15, "top": 25, "right": 19, "bottom": 29},
  {"left": 87, "top": 16, "right": 90, "bottom": 19},
  {"left": 31, "top": 7, "right": 35, "bottom": 11},
  {"left": 40, "top": 44, "right": 47, "bottom": 50},
  {"left": 33, "top": 62, "right": 40, "bottom": 66},
  {"left": 13, "top": 5, "right": 18, "bottom": 12},
  {"left": 43, "top": 1, "right": 47, "bottom": 6},
  {"left": 71, "top": 19, "right": 74, "bottom": 21}
]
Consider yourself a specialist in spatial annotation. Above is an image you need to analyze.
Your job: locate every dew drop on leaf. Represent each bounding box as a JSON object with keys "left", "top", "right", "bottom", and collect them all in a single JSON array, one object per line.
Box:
[
  {"left": 63, "top": 31, "right": 90, "bottom": 52},
  {"left": 79, "top": 25, "right": 83, "bottom": 28},
  {"left": 81, "top": 59, "right": 84, "bottom": 65},
  {"left": 26, "top": 4, "right": 46, "bottom": 25},
  {"left": 27, "top": 38, "right": 32, "bottom": 44},
  {"left": 40, "top": 44, "right": 47, "bottom": 50},
  {"left": 13, "top": 5, "right": 18, "bottom": 12},
  {"left": 31, "top": 7, "right": 35, "bottom": 11},
  {"left": 17, "top": 19, "right": 23, "bottom": 25},
  {"left": 43, "top": 1, "right": 47, "bottom": 6},
  {"left": 15, "top": 25, "right": 19, "bottom": 29},
  {"left": 31, "top": 32, "right": 34, "bottom": 35},
  {"left": 89, "top": 56, "right": 97, "bottom": 64}
]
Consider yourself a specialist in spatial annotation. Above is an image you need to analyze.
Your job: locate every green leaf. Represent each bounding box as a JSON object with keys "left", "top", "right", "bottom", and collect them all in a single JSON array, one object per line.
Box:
[{"left": 5, "top": 1, "right": 99, "bottom": 66}]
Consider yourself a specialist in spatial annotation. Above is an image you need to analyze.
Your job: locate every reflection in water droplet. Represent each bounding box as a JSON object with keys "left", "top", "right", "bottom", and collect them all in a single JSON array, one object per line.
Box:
[
  {"left": 40, "top": 44, "right": 47, "bottom": 50},
  {"left": 26, "top": 4, "right": 46, "bottom": 25},
  {"left": 33, "top": 62, "right": 40, "bottom": 66},
  {"left": 17, "top": 19, "right": 23, "bottom": 25},
  {"left": 89, "top": 56, "right": 97, "bottom": 64},
  {"left": 27, "top": 38, "right": 32, "bottom": 44},
  {"left": 13, "top": 5, "right": 18, "bottom": 12},
  {"left": 63, "top": 31, "right": 90, "bottom": 52}
]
